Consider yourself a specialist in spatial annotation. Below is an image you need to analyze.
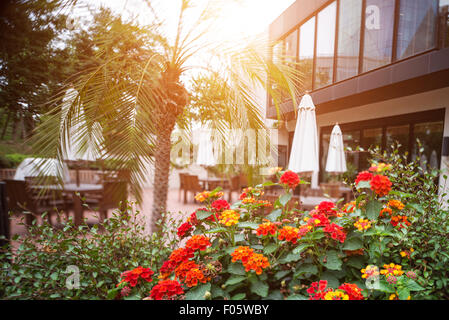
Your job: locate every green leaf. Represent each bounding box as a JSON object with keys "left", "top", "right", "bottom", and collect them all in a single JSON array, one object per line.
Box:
[
  {"left": 292, "top": 243, "right": 313, "bottom": 255},
  {"left": 107, "top": 288, "right": 120, "bottom": 300},
  {"left": 398, "top": 287, "right": 410, "bottom": 300},
  {"left": 266, "top": 209, "right": 282, "bottom": 222},
  {"left": 286, "top": 294, "right": 308, "bottom": 300},
  {"left": 185, "top": 283, "right": 211, "bottom": 300},
  {"left": 205, "top": 227, "right": 228, "bottom": 234},
  {"left": 342, "top": 238, "right": 363, "bottom": 251},
  {"left": 227, "top": 263, "right": 246, "bottom": 276},
  {"left": 346, "top": 256, "right": 365, "bottom": 269},
  {"left": 196, "top": 210, "right": 213, "bottom": 220},
  {"left": 322, "top": 250, "right": 342, "bottom": 270},
  {"left": 238, "top": 222, "right": 260, "bottom": 230},
  {"left": 250, "top": 280, "right": 269, "bottom": 297},
  {"left": 294, "top": 264, "right": 318, "bottom": 278},
  {"left": 366, "top": 200, "right": 383, "bottom": 220},
  {"left": 278, "top": 252, "right": 301, "bottom": 264},
  {"left": 356, "top": 180, "right": 371, "bottom": 189},
  {"left": 274, "top": 270, "right": 291, "bottom": 280},
  {"left": 231, "top": 293, "right": 246, "bottom": 300},
  {"left": 321, "top": 271, "right": 340, "bottom": 289},
  {"left": 263, "top": 243, "right": 278, "bottom": 255},
  {"left": 404, "top": 279, "right": 425, "bottom": 291},
  {"left": 234, "top": 233, "right": 245, "bottom": 243},
  {"left": 225, "top": 275, "right": 247, "bottom": 286},
  {"left": 279, "top": 192, "right": 292, "bottom": 207},
  {"left": 264, "top": 290, "right": 283, "bottom": 300}
]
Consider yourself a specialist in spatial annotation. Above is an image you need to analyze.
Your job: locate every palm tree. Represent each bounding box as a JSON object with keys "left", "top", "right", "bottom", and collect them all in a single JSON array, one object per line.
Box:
[{"left": 32, "top": 0, "right": 301, "bottom": 231}]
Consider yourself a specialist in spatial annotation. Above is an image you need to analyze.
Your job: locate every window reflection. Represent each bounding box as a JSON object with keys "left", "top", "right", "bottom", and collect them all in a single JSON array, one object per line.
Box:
[
  {"left": 440, "top": 0, "right": 449, "bottom": 48},
  {"left": 412, "top": 121, "right": 443, "bottom": 170},
  {"left": 397, "top": 0, "right": 437, "bottom": 60},
  {"left": 299, "top": 17, "right": 315, "bottom": 92},
  {"left": 285, "top": 30, "right": 298, "bottom": 64},
  {"left": 315, "top": 1, "right": 336, "bottom": 89},
  {"left": 386, "top": 125, "right": 410, "bottom": 154},
  {"left": 360, "top": 128, "right": 383, "bottom": 170},
  {"left": 337, "top": 0, "right": 362, "bottom": 81},
  {"left": 362, "top": 0, "right": 395, "bottom": 72}
]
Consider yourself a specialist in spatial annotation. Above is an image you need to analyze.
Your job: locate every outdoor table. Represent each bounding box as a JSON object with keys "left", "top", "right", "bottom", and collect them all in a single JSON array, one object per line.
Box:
[
  {"left": 199, "top": 178, "right": 228, "bottom": 190},
  {"left": 33, "top": 183, "right": 103, "bottom": 226}
]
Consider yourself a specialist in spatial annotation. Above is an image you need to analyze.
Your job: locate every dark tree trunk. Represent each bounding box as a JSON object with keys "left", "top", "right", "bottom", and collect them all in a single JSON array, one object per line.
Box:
[
  {"left": 151, "top": 126, "right": 174, "bottom": 232},
  {"left": 0, "top": 111, "right": 11, "bottom": 140}
]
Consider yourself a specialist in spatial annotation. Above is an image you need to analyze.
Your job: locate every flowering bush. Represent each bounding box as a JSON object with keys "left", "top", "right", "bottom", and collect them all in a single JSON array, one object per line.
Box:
[{"left": 115, "top": 167, "right": 431, "bottom": 301}]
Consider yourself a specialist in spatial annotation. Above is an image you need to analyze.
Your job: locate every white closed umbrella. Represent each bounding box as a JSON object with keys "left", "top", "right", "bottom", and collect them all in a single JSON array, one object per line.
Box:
[
  {"left": 195, "top": 128, "right": 216, "bottom": 166},
  {"left": 288, "top": 94, "right": 319, "bottom": 174},
  {"left": 14, "top": 157, "right": 71, "bottom": 183},
  {"left": 325, "top": 124, "right": 347, "bottom": 173}
]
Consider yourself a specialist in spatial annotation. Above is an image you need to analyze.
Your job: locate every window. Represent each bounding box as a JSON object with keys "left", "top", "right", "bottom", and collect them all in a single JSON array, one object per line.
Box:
[
  {"left": 299, "top": 17, "right": 316, "bottom": 92},
  {"left": 336, "top": 0, "right": 362, "bottom": 81},
  {"left": 386, "top": 125, "right": 410, "bottom": 153},
  {"left": 412, "top": 121, "right": 443, "bottom": 169},
  {"left": 360, "top": 128, "right": 383, "bottom": 170},
  {"left": 440, "top": 0, "right": 449, "bottom": 48},
  {"left": 397, "top": 0, "right": 438, "bottom": 60},
  {"left": 362, "top": 0, "right": 395, "bottom": 72},
  {"left": 285, "top": 30, "right": 298, "bottom": 64},
  {"left": 315, "top": 1, "right": 337, "bottom": 89}
]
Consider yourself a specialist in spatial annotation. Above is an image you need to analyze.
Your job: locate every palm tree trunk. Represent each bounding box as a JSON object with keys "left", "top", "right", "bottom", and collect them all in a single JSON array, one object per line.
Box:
[{"left": 151, "top": 126, "right": 173, "bottom": 232}]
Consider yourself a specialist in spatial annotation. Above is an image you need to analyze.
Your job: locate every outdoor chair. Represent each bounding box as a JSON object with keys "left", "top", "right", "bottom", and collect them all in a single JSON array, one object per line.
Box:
[
  {"left": 227, "top": 174, "right": 248, "bottom": 202},
  {"left": 4, "top": 179, "right": 64, "bottom": 227},
  {"left": 179, "top": 173, "right": 187, "bottom": 202},
  {"left": 83, "top": 180, "right": 128, "bottom": 223},
  {"left": 184, "top": 175, "right": 203, "bottom": 204}
]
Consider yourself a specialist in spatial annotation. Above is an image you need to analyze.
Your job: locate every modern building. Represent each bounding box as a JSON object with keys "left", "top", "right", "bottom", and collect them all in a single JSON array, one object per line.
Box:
[{"left": 267, "top": 0, "right": 449, "bottom": 188}]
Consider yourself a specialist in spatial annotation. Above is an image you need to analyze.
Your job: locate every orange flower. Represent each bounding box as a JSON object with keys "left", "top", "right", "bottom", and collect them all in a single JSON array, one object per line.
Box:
[
  {"left": 184, "top": 268, "right": 210, "bottom": 287},
  {"left": 149, "top": 280, "right": 184, "bottom": 300},
  {"left": 379, "top": 206, "right": 393, "bottom": 218},
  {"left": 231, "top": 246, "right": 254, "bottom": 264},
  {"left": 256, "top": 220, "right": 277, "bottom": 237},
  {"left": 219, "top": 210, "right": 240, "bottom": 226},
  {"left": 174, "top": 260, "right": 198, "bottom": 281},
  {"left": 169, "top": 248, "right": 194, "bottom": 265},
  {"left": 185, "top": 235, "right": 211, "bottom": 252},
  {"left": 387, "top": 199, "right": 405, "bottom": 210},
  {"left": 278, "top": 226, "right": 300, "bottom": 244},
  {"left": 390, "top": 215, "right": 411, "bottom": 229},
  {"left": 243, "top": 253, "right": 270, "bottom": 275},
  {"left": 194, "top": 191, "right": 210, "bottom": 202}
]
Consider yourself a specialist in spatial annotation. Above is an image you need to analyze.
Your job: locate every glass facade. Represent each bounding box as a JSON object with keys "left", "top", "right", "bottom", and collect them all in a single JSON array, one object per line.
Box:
[
  {"left": 299, "top": 17, "right": 316, "bottom": 92},
  {"left": 336, "top": 0, "right": 362, "bottom": 81},
  {"left": 397, "top": 0, "right": 438, "bottom": 60},
  {"left": 440, "top": 0, "right": 449, "bottom": 48},
  {"left": 315, "top": 1, "right": 337, "bottom": 89},
  {"left": 362, "top": 0, "right": 395, "bottom": 72},
  {"left": 386, "top": 125, "right": 410, "bottom": 153},
  {"left": 412, "top": 121, "right": 444, "bottom": 169},
  {"left": 272, "top": 0, "right": 443, "bottom": 98}
]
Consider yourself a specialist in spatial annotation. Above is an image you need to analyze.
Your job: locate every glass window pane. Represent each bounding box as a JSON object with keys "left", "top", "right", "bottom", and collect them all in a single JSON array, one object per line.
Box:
[
  {"left": 386, "top": 125, "right": 410, "bottom": 154},
  {"left": 397, "top": 0, "right": 437, "bottom": 60},
  {"left": 299, "top": 17, "right": 316, "bottom": 92},
  {"left": 360, "top": 128, "right": 383, "bottom": 169},
  {"left": 440, "top": 0, "right": 449, "bottom": 48},
  {"left": 412, "top": 121, "right": 443, "bottom": 170},
  {"left": 285, "top": 30, "right": 298, "bottom": 63},
  {"left": 336, "top": 0, "right": 362, "bottom": 81},
  {"left": 315, "top": 1, "right": 337, "bottom": 89},
  {"left": 362, "top": 0, "right": 395, "bottom": 72}
]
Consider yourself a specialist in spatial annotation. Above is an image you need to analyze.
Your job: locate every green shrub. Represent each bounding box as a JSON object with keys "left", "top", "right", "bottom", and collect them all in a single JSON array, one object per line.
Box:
[
  {"left": 0, "top": 203, "right": 180, "bottom": 299},
  {"left": 4, "top": 153, "right": 29, "bottom": 168}
]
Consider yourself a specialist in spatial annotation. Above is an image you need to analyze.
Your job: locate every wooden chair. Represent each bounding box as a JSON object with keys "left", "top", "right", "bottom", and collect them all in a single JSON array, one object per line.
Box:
[
  {"left": 84, "top": 180, "right": 128, "bottom": 223},
  {"left": 227, "top": 174, "right": 248, "bottom": 202},
  {"left": 184, "top": 175, "right": 203, "bottom": 204},
  {"left": 4, "top": 179, "right": 60, "bottom": 227},
  {"left": 179, "top": 173, "right": 187, "bottom": 202}
]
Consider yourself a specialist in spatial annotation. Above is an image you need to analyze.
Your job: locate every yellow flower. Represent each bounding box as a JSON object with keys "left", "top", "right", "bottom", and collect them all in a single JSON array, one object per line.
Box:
[
  {"left": 389, "top": 294, "right": 397, "bottom": 300},
  {"left": 194, "top": 191, "right": 210, "bottom": 202},
  {"left": 354, "top": 218, "right": 372, "bottom": 231},
  {"left": 324, "top": 290, "right": 349, "bottom": 300},
  {"left": 380, "top": 263, "right": 404, "bottom": 278},
  {"left": 219, "top": 210, "right": 240, "bottom": 227},
  {"left": 361, "top": 265, "right": 380, "bottom": 279}
]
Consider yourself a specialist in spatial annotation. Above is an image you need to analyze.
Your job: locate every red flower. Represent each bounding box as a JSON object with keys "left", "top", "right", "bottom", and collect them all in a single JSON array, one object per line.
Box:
[
  {"left": 149, "top": 280, "right": 184, "bottom": 300},
  {"left": 338, "top": 283, "right": 364, "bottom": 300},
  {"left": 278, "top": 226, "right": 300, "bottom": 244},
  {"left": 211, "top": 199, "right": 230, "bottom": 212},
  {"left": 370, "top": 175, "right": 392, "bottom": 197},
  {"left": 308, "top": 212, "right": 330, "bottom": 227},
  {"left": 280, "top": 171, "right": 301, "bottom": 189},
  {"left": 317, "top": 201, "right": 337, "bottom": 216},
  {"left": 120, "top": 266, "right": 154, "bottom": 287},
  {"left": 256, "top": 221, "right": 277, "bottom": 237},
  {"left": 390, "top": 215, "right": 411, "bottom": 229},
  {"left": 184, "top": 268, "right": 210, "bottom": 287},
  {"left": 323, "top": 223, "right": 346, "bottom": 243},
  {"left": 355, "top": 171, "right": 373, "bottom": 186},
  {"left": 159, "top": 260, "right": 176, "bottom": 279},
  {"left": 185, "top": 235, "right": 211, "bottom": 252},
  {"left": 307, "top": 280, "right": 330, "bottom": 300},
  {"left": 174, "top": 260, "right": 198, "bottom": 281},
  {"left": 177, "top": 222, "right": 193, "bottom": 238}
]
